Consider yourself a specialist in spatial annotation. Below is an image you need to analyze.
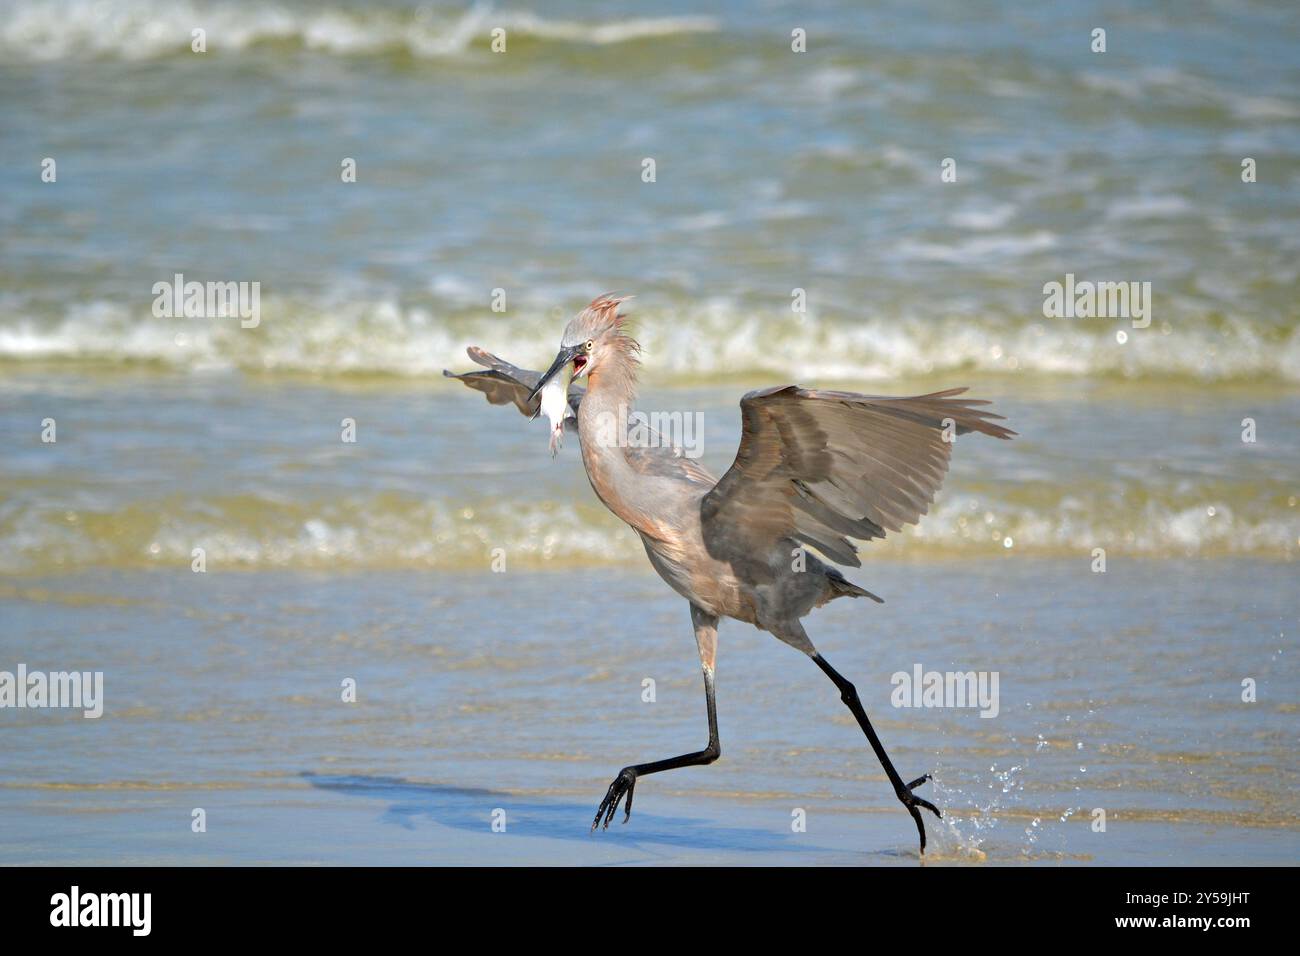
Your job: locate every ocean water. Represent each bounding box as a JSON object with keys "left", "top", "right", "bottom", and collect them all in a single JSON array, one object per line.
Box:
[{"left": 1, "top": 0, "right": 1298, "bottom": 864}]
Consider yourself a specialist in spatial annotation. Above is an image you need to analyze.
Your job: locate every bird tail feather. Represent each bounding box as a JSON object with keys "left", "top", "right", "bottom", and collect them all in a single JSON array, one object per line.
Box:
[{"left": 827, "top": 572, "right": 884, "bottom": 604}]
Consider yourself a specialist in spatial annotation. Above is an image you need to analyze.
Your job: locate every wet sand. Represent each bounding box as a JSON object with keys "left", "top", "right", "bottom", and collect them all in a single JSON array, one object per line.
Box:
[{"left": 2, "top": 562, "right": 1295, "bottom": 865}]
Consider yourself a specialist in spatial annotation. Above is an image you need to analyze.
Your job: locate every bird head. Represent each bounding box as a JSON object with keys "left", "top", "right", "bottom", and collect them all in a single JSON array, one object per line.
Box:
[{"left": 528, "top": 294, "right": 638, "bottom": 401}]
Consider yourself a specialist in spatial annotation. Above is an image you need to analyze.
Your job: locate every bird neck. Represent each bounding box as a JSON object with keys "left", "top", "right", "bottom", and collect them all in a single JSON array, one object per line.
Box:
[
  {"left": 577, "top": 366, "right": 636, "bottom": 456},
  {"left": 585, "top": 341, "right": 639, "bottom": 403},
  {"left": 578, "top": 344, "right": 640, "bottom": 439},
  {"left": 576, "top": 368, "right": 651, "bottom": 531}
]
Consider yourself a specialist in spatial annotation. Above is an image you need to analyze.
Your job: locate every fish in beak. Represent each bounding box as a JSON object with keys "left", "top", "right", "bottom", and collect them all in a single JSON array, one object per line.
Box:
[
  {"left": 528, "top": 344, "right": 584, "bottom": 404},
  {"left": 537, "top": 362, "right": 573, "bottom": 457}
]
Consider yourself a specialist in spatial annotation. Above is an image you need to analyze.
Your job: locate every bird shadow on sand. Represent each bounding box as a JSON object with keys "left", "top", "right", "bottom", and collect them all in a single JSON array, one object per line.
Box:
[{"left": 302, "top": 772, "right": 826, "bottom": 859}]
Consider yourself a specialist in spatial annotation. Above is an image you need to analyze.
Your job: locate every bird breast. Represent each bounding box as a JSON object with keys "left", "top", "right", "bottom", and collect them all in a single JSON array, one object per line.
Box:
[{"left": 640, "top": 529, "right": 759, "bottom": 626}]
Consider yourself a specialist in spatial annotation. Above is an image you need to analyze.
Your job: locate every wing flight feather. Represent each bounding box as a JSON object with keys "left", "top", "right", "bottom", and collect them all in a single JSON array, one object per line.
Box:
[{"left": 700, "top": 386, "right": 1015, "bottom": 567}]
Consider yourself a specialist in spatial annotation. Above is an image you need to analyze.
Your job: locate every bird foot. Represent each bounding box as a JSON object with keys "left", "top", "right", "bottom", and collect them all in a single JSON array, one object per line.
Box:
[
  {"left": 896, "top": 773, "right": 942, "bottom": 854},
  {"left": 591, "top": 767, "right": 638, "bottom": 831}
]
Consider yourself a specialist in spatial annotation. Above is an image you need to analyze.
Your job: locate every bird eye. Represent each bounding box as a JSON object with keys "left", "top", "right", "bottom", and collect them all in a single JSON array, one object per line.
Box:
[{"left": 584, "top": 340, "right": 594, "bottom": 352}]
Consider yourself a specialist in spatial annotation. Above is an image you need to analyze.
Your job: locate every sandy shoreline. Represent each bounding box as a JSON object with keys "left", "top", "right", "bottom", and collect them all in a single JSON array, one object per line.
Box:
[
  {"left": 3, "top": 775, "right": 1295, "bottom": 866},
  {"left": 2, "top": 563, "right": 1295, "bottom": 865}
]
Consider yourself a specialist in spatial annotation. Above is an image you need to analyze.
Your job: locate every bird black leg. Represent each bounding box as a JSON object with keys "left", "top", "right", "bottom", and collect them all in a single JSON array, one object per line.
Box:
[
  {"left": 592, "top": 666, "right": 719, "bottom": 830},
  {"left": 593, "top": 606, "right": 721, "bottom": 830},
  {"left": 812, "top": 653, "right": 941, "bottom": 854}
]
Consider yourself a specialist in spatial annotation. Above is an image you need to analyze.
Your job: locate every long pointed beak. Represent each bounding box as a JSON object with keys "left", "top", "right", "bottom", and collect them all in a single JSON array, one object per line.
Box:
[{"left": 528, "top": 345, "right": 581, "bottom": 403}]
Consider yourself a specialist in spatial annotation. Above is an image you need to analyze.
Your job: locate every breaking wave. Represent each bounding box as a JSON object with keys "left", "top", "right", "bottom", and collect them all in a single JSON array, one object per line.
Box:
[
  {"left": 2, "top": 485, "right": 1296, "bottom": 575},
  {"left": 0, "top": 1, "right": 718, "bottom": 63},
  {"left": 2, "top": 292, "right": 1299, "bottom": 384}
]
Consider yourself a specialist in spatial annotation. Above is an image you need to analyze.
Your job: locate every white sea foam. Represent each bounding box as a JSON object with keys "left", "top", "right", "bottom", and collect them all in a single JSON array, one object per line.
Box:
[
  {"left": 2, "top": 485, "right": 1295, "bottom": 576},
  {"left": 2, "top": 292, "right": 1299, "bottom": 383},
  {"left": 0, "top": 1, "right": 718, "bottom": 62}
]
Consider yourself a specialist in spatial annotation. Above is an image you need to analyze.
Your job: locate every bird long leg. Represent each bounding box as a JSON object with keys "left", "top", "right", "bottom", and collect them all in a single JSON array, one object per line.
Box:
[
  {"left": 592, "top": 605, "right": 720, "bottom": 830},
  {"left": 812, "top": 653, "right": 941, "bottom": 854}
]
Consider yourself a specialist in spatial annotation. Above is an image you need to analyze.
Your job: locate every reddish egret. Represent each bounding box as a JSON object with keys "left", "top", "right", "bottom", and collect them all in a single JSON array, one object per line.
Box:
[{"left": 446, "top": 294, "right": 1014, "bottom": 853}]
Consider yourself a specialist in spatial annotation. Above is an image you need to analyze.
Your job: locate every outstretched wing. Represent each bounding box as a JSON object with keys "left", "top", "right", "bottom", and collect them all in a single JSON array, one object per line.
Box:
[
  {"left": 443, "top": 346, "right": 583, "bottom": 420},
  {"left": 700, "top": 386, "right": 1015, "bottom": 568}
]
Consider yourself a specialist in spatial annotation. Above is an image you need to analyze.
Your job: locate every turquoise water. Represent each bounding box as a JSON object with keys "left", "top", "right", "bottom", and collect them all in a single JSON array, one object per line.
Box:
[
  {"left": 2, "top": 0, "right": 1298, "bottom": 382},
  {"left": 2, "top": 0, "right": 1299, "bottom": 565},
  {"left": 0, "top": 1, "right": 1297, "bottom": 863}
]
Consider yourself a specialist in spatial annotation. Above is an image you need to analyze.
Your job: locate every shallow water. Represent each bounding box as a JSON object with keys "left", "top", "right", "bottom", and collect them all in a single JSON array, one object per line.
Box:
[
  {"left": 1, "top": 561, "right": 1295, "bottom": 865},
  {"left": 1, "top": 366, "right": 1297, "bottom": 862},
  {"left": 2, "top": 371, "right": 1299, "bottom": 572}
]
